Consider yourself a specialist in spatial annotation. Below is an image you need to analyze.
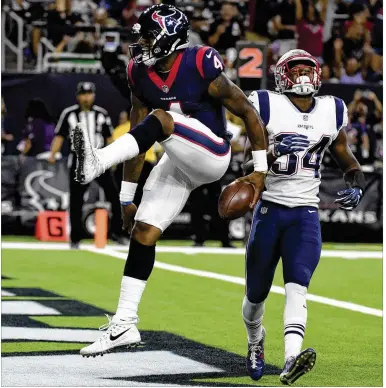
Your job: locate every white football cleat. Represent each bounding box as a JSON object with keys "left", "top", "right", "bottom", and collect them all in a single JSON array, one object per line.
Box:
[
  {"left": 72, "top": 122, "right": 105, "bottom": 184},
  {"left": 80, "top": 315, "right": 141, "bottom": 357}
]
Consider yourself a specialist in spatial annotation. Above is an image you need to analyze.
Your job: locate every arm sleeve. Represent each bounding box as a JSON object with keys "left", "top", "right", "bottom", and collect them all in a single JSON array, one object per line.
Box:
[
  {"left": 196, "top": 46, "right": 225, "bottom": 84},
  {"left": 54, "top": 110, "right": 70, "bottom": 138}
]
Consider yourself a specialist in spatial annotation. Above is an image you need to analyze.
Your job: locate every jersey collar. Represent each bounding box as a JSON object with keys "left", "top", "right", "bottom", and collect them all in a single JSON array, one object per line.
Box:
[
  {"left": 146, "top": 51, "right": 184, "bottom": 93},
  {"left": 284, "top": 95, "right": 317, "bottom": 114}
]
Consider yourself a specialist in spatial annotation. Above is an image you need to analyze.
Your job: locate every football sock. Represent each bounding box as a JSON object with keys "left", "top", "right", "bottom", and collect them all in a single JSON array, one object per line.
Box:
[
  {"left": 114, "top": 239, "right": 156, "bottom": 323},
  {"left": 98, "top": 114, "right": 164, "bottom": 170},
  {"left": 242, "top": 295, "right": 265, "bottom": 344},
  {"left": 123, "top": 238, "right": 156, "bottom": 280},
  {"left": 284, "top": 282, "right": 307, "bottom": 360},
  {"left": 98, "top": 133, "right": 139, "bottom": 169},
  {"left": 114, "top": 276, "right": 146, "bottom": 323}
]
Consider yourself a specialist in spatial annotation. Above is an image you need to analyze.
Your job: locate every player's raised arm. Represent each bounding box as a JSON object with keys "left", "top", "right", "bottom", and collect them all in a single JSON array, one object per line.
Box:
[
  {"left": 120, "top": 92, "right": 149, "bottom": 233},
  {"left": 208, "top": 74, "right": 268, "bottom": 153},
  {"left": 208, "top": 74, "right": 268, "bottom": 206},
  {"left": 329, "top": 129, "right": 365, "bottom": 210}
]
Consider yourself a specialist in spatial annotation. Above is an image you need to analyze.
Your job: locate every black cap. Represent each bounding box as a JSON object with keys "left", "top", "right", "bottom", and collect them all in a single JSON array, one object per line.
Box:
[{"left": 76, "top": 82, "right": 96, "bottom": 95}]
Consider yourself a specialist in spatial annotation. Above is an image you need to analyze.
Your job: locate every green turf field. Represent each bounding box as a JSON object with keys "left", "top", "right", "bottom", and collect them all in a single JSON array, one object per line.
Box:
[{"left": 1, "top": 240, "right": 382, "bottom": 387}]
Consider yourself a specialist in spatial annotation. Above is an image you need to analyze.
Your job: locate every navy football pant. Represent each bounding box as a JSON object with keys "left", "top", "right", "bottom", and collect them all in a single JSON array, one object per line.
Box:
[{"left": 246, "top": 200, "right": 322, "bottom": 303}]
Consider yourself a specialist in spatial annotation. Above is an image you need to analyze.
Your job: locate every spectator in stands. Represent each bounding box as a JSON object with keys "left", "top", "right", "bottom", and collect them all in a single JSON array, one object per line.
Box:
[
  {"left": 1, "top": 98, "right": 14, "bottom": 155},
  {"left": 46, "top": 0, "right": 82, "bottom": 47},
  {"left": 333, "top": 3, "right": 372, "bottom": 80},
  {"left": 296, "top": 0, "right": 326, "bottom": 62},
  {"left": 188, "top": 12, "right": 208, "bottom": 47},
  {"left": 364, "top": 0, "right": 382, "bottom": 18},
  {"left": 121, "top": 0, "right": 146, "bottom": 29},
  {"left": 369, "top": 7, "right": 383, "bottom": 82},
  {"left": 339, "top": 57, "right": 365, "bottom": 84},
  {"left": 10, "top": 0, "right": 29, "bottom": 11},
  {"left": 207, "top": 1, "right": 244, "bottom": 52},
  {"left": 72, "top": 0, "right": 98, "bottom": 22},
  {"left": 20, "top": 99, "right": 55, "bottom": 157},
  {"left": 320, "top": 64, "right": 339, "bottom": 82},
  {"left": 248, "top": 0, "right": 277, "bottom": 42},
  {"left": 55, "top": 22, "right": 96, "bottom": 54},
  {"left": 347, "top": 89, "right": 383, "bottom": 164},
  {"left": 271, "top": 0, "right": 298, "bottom": 57},
  {"left": 346, "top": 101, "right": 370, "bottom": 164},
  {"left": 94, "top": 7, "right": 118, "bottom": 27}
]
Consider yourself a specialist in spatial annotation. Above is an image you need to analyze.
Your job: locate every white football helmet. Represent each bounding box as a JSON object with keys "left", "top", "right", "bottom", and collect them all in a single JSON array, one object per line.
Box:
[{"left": 274, "top": 49, "right": 321, "bottom": 96}]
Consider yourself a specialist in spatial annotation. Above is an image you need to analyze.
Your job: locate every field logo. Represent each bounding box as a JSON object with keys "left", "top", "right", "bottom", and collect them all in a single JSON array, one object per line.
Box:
[{"left": 1, "top": 282, "right": 281, "bottom": 386}]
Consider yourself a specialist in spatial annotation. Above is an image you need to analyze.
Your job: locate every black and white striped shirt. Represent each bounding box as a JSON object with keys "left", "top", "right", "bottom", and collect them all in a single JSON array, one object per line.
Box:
[{"left": 55, "top": 104, "right": 114, "bottom": 150}]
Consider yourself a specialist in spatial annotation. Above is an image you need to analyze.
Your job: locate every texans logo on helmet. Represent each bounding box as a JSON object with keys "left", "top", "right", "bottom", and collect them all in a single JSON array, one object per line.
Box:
[{"left": 151, "top": 10, "right": 181, "bottom": 36}]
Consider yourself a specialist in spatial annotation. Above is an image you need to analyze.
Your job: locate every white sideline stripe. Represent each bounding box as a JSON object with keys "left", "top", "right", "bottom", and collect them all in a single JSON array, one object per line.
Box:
[
  {"left": 86, "top": 246, "right": 383, "bottom": 318},
  {"left": 1, "top": 242, "right": 382, "bottom": 259},
  {"left": 1, "top": 301, "right": 61, "bottom": 315},
  {"left": 2, "top": 327, "right": 100, "bottom": 342},
  {"left": 2, "top": 242, "right": 382, "bottom": 316}
]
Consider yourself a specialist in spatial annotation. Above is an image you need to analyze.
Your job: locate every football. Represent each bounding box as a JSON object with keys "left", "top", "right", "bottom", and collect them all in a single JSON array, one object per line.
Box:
[{"left": 218, "top": 181, "right": 255, "bottom": 220}]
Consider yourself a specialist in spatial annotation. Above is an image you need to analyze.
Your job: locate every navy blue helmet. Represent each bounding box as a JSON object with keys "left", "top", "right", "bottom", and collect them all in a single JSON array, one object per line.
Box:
[{"left": 129, "top": 4, "right": 190, "bottom": 67}]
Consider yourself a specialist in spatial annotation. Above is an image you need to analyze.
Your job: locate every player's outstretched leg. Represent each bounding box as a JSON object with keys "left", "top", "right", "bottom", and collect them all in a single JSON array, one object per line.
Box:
[
  {"left": 80, "top": 222, "right": 159, "bottom": 357},
  {"left": 72, "top": 110, "right": 172, "bottom": 184}
]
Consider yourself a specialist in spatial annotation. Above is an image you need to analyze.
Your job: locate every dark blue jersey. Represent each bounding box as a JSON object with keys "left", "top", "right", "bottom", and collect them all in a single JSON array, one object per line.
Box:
[{"left": 127, "top": 46, "right": 227, "bottom": 138}]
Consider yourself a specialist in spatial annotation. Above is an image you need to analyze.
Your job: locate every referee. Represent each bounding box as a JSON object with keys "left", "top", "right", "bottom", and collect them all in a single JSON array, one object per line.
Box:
[{"left": 49, "top": 82, "right": 127, "bottom": 248}]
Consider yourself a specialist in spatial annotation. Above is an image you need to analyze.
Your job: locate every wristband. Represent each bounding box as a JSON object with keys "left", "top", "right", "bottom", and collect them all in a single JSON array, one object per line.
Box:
[
  {"left": 120, "top": 181, "right": 138, "bottom": 204},
  {"left": 252, "top": 150, "right": 268, "bottom": 173}
]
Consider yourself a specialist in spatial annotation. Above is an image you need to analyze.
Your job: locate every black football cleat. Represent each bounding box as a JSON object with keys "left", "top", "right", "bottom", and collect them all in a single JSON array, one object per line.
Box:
[
  {"left": 280, "top": 348, "right": 316, "bottom": 385},
  {"left": 246, "top": 327, "right": 266, "bottom": 381}
]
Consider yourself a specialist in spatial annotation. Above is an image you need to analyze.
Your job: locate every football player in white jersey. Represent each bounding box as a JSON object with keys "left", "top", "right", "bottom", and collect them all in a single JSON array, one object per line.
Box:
[{"left": 242, "top": 49, "right": 365, "bottom": 385}]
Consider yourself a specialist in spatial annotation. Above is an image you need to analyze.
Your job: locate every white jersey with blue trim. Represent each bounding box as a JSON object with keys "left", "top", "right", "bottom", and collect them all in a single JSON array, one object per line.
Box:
[{"left": 249, "top": 90, "right": 348, "bottom": 208}]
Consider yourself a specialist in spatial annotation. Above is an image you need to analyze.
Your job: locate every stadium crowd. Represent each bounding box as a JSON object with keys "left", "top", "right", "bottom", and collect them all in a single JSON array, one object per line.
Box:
[
  {"left": 2, "top": 0, "right": 383, "bottom": 166},
  {"left": 3, "top": 0, "right": 383, "bottom": 83}
]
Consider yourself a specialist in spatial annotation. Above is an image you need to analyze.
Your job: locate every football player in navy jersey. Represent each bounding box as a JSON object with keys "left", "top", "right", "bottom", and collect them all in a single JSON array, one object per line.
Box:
[{"left": 74, "top": 4, "right": 268, "bottom": 357}]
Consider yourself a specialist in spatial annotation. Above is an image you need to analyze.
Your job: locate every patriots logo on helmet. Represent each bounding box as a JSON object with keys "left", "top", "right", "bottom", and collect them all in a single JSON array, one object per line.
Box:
[{"left": 151, "top": 10, "right": 181, "bottom": 36}]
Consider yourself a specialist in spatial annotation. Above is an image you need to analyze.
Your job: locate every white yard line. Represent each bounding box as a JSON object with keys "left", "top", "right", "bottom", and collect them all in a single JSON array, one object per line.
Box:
[
  {"left": 84, "top": 246, "right": 382, "bottom": 318},
  {"left": 1, "top": 241, "right": 382, "bottom": 259},
  {"left": 2, "top": 241, "right": 382, "bottom": 317}
]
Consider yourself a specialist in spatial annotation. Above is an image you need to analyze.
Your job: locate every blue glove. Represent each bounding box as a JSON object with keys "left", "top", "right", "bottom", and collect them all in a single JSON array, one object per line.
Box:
[
  {"left": 274, "top": 134, "right": 310, "bottom": 157},
  {"left": 334, "top": 187, "right": 363, "bottom": 210}
]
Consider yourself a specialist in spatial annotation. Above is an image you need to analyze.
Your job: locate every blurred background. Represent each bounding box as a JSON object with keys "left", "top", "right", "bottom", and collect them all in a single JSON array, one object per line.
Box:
[{"left": 1, "top": 0, "right": 383, "bottom": 243}]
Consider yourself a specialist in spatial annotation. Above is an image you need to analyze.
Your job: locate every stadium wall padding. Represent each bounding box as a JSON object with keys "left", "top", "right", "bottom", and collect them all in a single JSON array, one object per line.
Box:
[{"left": 1, "top": 156, "right": 382, "bottom": 242}]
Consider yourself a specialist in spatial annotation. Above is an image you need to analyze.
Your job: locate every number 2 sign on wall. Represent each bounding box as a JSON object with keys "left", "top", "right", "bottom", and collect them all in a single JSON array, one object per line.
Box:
[{"left": 238, "top": 47, "right": 264, "bottom": 78}]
